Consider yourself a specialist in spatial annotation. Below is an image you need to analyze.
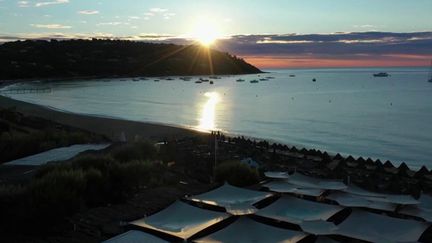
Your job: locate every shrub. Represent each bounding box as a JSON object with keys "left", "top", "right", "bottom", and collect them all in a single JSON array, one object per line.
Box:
[
  {"left": 110, "top": 142, "right": 157, "bottom": 162},
  {"left": 72, "top": 155, "right": 115, "bottom": 172},
  {"left": 215, "top": 160, "right": 260, "bottom": 187},
  {"left": 29, "top": 169, "right": 87, "bottom": 218}
]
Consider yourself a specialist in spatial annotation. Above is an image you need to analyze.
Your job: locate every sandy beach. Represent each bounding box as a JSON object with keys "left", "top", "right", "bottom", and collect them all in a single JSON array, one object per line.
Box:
[{"left": 0, "top": 95, "right": 204, "bottom": 142}]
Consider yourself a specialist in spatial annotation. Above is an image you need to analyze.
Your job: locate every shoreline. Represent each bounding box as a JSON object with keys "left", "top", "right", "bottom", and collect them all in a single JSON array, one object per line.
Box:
[
  {"left": 0, "top": 95, "right": 205, "bottom": 142},
  {"left": 0, "top": 94, "right": 430, "bottom": 171}
]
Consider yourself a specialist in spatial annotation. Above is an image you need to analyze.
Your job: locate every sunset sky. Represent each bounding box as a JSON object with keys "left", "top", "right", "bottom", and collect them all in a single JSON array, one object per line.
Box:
[{"left": 1, "top": 0, "right": 431, "bottom": 68}]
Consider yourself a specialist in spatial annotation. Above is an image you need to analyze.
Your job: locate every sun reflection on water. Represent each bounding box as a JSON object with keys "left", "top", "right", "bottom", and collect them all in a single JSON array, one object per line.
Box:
[{"left": 198, "top": 92, "right": 220, "bottom": 131}]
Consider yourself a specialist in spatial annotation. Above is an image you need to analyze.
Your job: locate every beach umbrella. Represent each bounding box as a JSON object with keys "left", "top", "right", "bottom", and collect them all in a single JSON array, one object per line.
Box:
[
  {"left": 415, "top": 166, "right": 430, "bottom": 179},
  {"left": 384, "top": 160, "right": 395, "bottom": 168},
  {"left": 334, "top": 153, "right": 343, "bottom": 160}
]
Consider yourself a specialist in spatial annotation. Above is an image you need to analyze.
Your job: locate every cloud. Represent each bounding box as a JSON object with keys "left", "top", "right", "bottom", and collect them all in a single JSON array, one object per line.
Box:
[
  {"left": 35, "top": 0, "right": 69, "bottom": 7},
  {"left": 18, "top": 1, "right": 30, "bottom": 7},
  {"left": 1, "top": 31, "right": 431, "bottom": 67},
  {"left": 96, "top": 22, "right": 126, "bottom": 26},
  {"left": 30, "top": 24, "right": 72, "bottom": 29},
  {"left": 78, "top": 10, "right": 99, "bottom": 15},
  {"left": 163, "top": 13, "right": 175, "bottom": 20},
  {"left": 149, "top": 8, "right": 167, "bottom": 13}
]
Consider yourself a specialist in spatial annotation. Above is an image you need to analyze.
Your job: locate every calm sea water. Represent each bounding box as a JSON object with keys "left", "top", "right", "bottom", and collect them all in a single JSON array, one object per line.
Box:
[{"left": 3, "top": 67, "right": 432, "bottom": 169}]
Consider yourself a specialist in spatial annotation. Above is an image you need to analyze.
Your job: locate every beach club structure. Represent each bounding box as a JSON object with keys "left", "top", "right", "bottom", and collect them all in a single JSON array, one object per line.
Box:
[{"left": 104, "top": 172, "right": 432, "bottom": 243}]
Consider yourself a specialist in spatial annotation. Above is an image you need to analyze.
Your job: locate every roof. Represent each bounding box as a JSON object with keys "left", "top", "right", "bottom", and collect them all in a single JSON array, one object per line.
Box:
[
  {"left": 4, "top": 143, "right": 110, "bottom": 166},
  {"left": 264, "top": 171, "right": 289, "bottom": 179},
  {"left": 326, "top": 191, "right": 398, "bottom": 212},
  {"left": 187, "top": 183, "right": 273, "bottom": 215},
  {"left": 256, "top": 195, "right": 344, "bottom": 224},
  {"left": 399, "top": 194, "right": 432, "bottom": 222},
  {"left": 343, "top": 184, "right": 419, "bottom": 205},
  {"left": 194, "top": 217, "right": 308, "bottom": 243},
  {"left": 287, "top": 172, "right": 347, "bottom": 191},
  {"left": 334, "top": 209, "right": 430, "bottom": 242},
  {"left": 263, "top": 180, "right": 324, "bottom": 197},
  {"left": 102, "top": 230, "right": 168, "bottom": 243},
  {"left": 129, "top": 201, "right": 230, "bottom": 240}
]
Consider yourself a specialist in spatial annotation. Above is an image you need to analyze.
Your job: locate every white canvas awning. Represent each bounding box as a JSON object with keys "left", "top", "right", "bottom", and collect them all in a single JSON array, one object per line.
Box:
[
  {"left": 264, "top": 171, "right": 289, "bottom": 179},
  {"left": 4, "top": 143, "right": 111, "bottom": 166},
  {"left": 103, "top": 230, "right": 168, "bottom": 243},
  {"left": 263, "top": 180, "right": 324, "bottom": 197},
  {"left": 129, "top": 201, "right": 230, "bottom": 240},
  {"left": 334, "top": 209, "right": 430, "bottom": 242},
  {"left": 326, "top": 191, "right": 397, "bottom": 212},
  {"left": 194, "top": 217, "right": 308, "bottom": 243},
  {"left": 343, "top": 184, "right": 419, "bottom": 205},
  {"left": 287, "top": 172, "right": 347, "bottom": 191},
  {"left": 399, "top": 194, "right": 432, "bottom": 222},
  {"left": 256, "top": 196, "right": 344, "bottom": 224},
  {"left": 187, "top": 183, "right": 273, "bottom": 215}
]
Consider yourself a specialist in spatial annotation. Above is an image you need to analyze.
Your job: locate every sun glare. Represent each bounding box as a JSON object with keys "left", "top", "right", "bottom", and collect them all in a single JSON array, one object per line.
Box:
[
  {"left": 198, "top": 92, "right": 220, "bottom": 130},
  {"left": 191, "top": 18, "right": 221, "bottom": 47}
]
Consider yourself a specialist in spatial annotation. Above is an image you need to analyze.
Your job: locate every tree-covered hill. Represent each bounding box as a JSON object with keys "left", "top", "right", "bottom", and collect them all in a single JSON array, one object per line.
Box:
[{"left": 0, "top": 39, "right": 262, "bottom": 80}]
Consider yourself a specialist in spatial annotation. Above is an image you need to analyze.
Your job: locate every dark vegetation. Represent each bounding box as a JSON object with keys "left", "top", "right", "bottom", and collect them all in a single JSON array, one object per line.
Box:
[
  {"left": 0, "top": 142, "right": 182, "bottom": 236},
  {"left": 0, "top": 39, "right": 261, "bottom": 80},
  {"left": 215, "top": 160, "right": 259, "bottom": 186},
  {"left": 0, "top": 108, "right": 107, "bottom": 163}
]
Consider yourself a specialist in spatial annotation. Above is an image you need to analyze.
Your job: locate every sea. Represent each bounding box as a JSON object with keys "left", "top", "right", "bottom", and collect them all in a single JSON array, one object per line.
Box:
[{"left": 2, "top": 67, "right": 432, "bottom": 169}]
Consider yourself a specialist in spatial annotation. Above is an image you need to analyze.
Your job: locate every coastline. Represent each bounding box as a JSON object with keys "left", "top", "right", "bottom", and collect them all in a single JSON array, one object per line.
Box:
[
  {"left": 1, "top": 94, "right": 429, "bottom": 171},
  {"left": 0, "top": 95, "right": 204, "bottom": 142}
]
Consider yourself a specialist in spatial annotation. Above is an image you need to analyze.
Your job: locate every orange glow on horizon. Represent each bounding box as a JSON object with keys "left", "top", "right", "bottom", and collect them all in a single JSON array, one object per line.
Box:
[{"left": 243, "top": 55, "right": 432, "bottom": 69}]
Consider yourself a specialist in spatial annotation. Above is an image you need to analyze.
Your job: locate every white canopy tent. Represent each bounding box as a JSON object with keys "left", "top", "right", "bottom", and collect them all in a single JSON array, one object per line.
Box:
[
  {"left": 334, "top": 209, "right": 430, "bottom": 242},
  {"left": 4, "top": 143, "right": 110, "bottom": 166},
  {"left": 400, "top": 194, "right": 432, "bottom": 222},
  {"left": 103, "top": 230, "right": 168, "bottom": 243},
  {"left": 326, "top": 191, "right": 397, "bottom": 212},
  {"left": 187, "top": 183, "right": 273, "bottom": 215},
  {"left": 286, "top": 173, "right": 347, "bottom": 191},
  {"left": 263, "top": 180, "right": 324, "bottom": 197},
  {"left": 256, "top": 196, "right": 344, "bottom": 224},
  {"left": 264, "top": 171, "right": 290, "bottom": 179},
  {"left": 194, "top": 217, "right": 308, "bottom": 243},
  {"left": 129, "top": 201, "right": 230, "bottom": 240},
  {"left": 344, "top": 184, "right": 419, "bottom": 205}
]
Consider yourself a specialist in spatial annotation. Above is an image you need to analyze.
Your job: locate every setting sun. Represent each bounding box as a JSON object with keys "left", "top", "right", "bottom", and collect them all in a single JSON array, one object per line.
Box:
[{"left": 190, "top": 17, "right": 221, "bottom": 47}]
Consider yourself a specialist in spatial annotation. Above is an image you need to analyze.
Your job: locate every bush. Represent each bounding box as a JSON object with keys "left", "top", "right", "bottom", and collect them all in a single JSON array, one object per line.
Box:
[
  {"left": 111, "top": 142, "right": 157, "bottom": 162},
  {"left": 215, "top": 160, "right": 260, "bottom": 186},
  {"left": 29, "top": 169, "right": 87, "bottom": 218},
  {"left": 72, "top": 155, "right": 115, "bottom": 172}
]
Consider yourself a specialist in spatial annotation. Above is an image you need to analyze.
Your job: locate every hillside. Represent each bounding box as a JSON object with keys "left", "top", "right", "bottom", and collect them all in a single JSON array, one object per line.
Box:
[{"left": 0, "top": 39, "right": 261, "bottom": 80}]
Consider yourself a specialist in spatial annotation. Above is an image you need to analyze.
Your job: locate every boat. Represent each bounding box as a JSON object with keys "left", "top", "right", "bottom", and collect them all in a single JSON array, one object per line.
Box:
[
  {"left": 195, "top": 80, "right": 202, "bottom": 84},
  {"left": 250, "top": 80, "right": 259, "bottom": 83},
  {"left": 428, "top": 60, "right": 432, "bottom": 82},
  {"left": 312, "top": 78, "right": 316, "bottom": 82},
  {"left": 210, "top": 81, "right": 214, "bottom": 84},
  {"left": 373, "top": 72, "right": 390, "bottom": 77},
  {"left": 266, "top": 76, "right": 275, "bottom": 79},
  {"left": 289, "top": 74, "right": 296, "bottom": 77},
  {"left": 199, "top": 78, "right": 209, "bottom": 82},
  {"left": 259, "top": 78, "right": 268, "bottom": 81},
  {"left": 236, "top": 79, "right": 245, "bottom": 82},
  {"left": 154, "top": 79, "right": 159, "bottom": 82}
]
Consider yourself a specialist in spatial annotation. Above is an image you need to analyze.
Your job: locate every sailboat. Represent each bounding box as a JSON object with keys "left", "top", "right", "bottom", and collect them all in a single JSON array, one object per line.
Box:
[{"left": 428, "top": 60, "right": 432, "bottom": 83}]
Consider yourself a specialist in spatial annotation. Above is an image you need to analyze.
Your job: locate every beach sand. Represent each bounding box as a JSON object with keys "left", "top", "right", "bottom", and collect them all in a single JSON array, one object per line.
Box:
[{"left": 0, "top": 95, "right": 204, "bottom": 142}]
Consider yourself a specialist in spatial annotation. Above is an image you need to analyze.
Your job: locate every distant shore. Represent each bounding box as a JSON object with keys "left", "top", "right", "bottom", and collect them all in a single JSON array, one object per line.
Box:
[{"left": 0, "top": 95, "right": 204, "bottom": 142}]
